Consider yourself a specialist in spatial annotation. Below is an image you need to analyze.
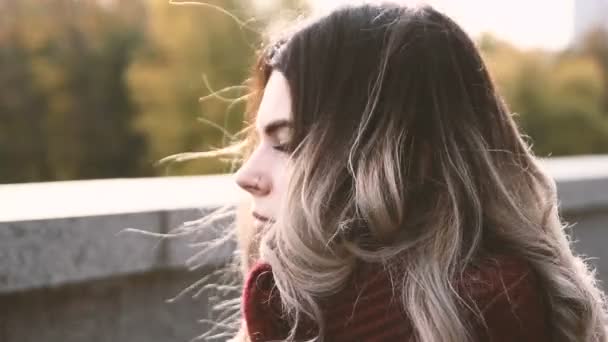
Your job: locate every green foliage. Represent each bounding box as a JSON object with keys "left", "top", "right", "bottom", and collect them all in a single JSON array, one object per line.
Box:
[
  {"left": 0, "top": 3, "right": 606, "bottom": 183},
  {"left": 0, "top": 0, "right": 151, "bottom": 183},
  {"left": 127, "top": 0, "right": 258, "bottom": 177},
  {"left": 0, "top": 0, "right": 265, "bottom": 183},
  {"left": 479, "top": 31, "right": 608, "bottom": 157}
]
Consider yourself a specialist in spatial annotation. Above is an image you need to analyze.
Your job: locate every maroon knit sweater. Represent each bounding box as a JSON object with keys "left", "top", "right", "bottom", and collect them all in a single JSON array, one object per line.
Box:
[{"left": 241, "top": 254, "right": 552, "bottom": 341}]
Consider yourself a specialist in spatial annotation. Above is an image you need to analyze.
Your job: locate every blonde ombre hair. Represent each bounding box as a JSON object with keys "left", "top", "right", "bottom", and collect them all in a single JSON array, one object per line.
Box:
[{"left": 165, "top": 3, "right": 608, "bottom": 342}]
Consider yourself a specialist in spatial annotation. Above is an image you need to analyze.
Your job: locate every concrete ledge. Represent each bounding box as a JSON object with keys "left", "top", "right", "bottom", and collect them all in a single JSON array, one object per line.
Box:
[
  {"left": 1, "top": 155, "right": 607, "bottom": 294},
  {"left": 0, "top": 174, "right": 243, "bottom": 222},
  {"left": 544, "top": 155, "right": 608, "bottom": 213},
  {"left": 0, "top": 208, "right": 236, "bottom": 294}
]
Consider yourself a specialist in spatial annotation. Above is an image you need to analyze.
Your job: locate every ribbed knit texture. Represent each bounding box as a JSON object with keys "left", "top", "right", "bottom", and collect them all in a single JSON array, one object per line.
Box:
[{"left": 242, "top": 254, "right": 552, "bottom": 341}]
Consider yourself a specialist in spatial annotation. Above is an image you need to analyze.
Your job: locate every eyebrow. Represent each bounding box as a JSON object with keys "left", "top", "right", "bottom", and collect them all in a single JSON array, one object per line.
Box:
[{"left": 260, "top": 119, "right": 293, "bottom": 136}]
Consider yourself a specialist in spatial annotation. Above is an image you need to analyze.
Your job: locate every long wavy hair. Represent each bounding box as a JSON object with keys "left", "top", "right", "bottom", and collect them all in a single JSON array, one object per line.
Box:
[{"left": 178, "top": 2, "right": 608, "bottom": 342}]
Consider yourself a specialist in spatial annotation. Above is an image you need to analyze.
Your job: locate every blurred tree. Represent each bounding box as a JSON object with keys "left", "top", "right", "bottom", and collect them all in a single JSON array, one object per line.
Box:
[
  {"left": 127, "top": 0, "right": 261, "bottom": 177},
  {"left": 0, "top": 34, "right": 51, "bottom": 182},
  {"left": 0, "top": 0, "right": 151, "bottom": 183},
  {"left": 578, "top": 28, "right": 608, "bottom": 113},
  {"left": 1, "top": 1, "right": 606, "bottom": 184},
  {"left": 479, "top": 34, "right": 608, "bottom": 157},
  {"left": 128, "top": 0, "right": 312, "bottom": 177}
]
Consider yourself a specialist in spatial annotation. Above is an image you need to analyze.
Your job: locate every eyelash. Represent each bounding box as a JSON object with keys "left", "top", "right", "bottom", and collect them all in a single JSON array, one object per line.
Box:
[{"left": 272, "top": 143, "right": 289, "bottom": 153}]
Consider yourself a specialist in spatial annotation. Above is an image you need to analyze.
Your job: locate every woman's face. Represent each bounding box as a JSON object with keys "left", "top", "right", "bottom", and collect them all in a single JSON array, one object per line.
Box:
[{"left": 235, "top": 71, "right": 293, "bottom": 229}]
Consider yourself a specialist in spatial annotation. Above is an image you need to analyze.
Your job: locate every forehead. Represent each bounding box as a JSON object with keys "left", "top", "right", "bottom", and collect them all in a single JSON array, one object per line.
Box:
[{"left": 255, "top": 71, "right": 293, "bottom": 131}]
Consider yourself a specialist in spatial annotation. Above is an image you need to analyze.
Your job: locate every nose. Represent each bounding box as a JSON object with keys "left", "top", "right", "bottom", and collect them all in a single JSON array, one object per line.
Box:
[{"left": 235, "top": 163, "right": 271, "bottom": 197}]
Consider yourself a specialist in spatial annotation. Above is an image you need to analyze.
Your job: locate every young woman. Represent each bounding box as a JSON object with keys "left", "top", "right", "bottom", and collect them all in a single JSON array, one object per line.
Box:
[{"left": 227, "top": 2, "right": 608, "bottom": 341}]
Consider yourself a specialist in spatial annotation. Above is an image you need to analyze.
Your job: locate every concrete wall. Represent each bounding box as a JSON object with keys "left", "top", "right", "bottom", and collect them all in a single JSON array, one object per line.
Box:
[
  {"left": 1, "top": 155, "right": 607, "bottom": 342},
  {"left": 0, "top": 268, "right": 217, "bottom": 342}
]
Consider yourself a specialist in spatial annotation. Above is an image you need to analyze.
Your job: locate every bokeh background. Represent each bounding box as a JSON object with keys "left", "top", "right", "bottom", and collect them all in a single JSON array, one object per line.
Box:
[{"left": 1, "top": 0, "right": 607, "bottom": 184}]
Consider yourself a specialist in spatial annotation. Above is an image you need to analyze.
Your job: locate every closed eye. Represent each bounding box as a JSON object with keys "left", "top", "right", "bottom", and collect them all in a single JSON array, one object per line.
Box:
[
  {"left": 272, "top": 143, "right": 290, "bottom": 153},
  {"left": 256, "top": 119, "right": 293, "bottom": 153}
]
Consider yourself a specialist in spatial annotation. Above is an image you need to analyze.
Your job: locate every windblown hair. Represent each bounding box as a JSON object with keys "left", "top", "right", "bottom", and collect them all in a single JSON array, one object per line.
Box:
[{"left": 188, "top": 2, "right": 608, "bottom": 342}]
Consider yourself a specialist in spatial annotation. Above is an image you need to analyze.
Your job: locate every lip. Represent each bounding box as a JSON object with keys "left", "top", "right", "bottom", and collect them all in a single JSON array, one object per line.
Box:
[{"left": 252, "top": 211, "right": 270, "bottom": 222}]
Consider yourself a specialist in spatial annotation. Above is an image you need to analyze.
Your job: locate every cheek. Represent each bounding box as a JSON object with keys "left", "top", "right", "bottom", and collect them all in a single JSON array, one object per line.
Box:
[{"left": 271, "top": 157, "right": 289, "bottom": 198}]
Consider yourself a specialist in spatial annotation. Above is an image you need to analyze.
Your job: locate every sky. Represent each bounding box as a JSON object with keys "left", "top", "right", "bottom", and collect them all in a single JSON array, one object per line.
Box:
[{"left": 305, "top": 0, "right": 576, "bottom": 51}]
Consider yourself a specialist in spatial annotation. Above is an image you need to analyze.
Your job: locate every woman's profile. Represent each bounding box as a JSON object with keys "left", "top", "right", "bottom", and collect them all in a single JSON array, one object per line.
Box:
[{"left": 182, "top": 2, "right": 608, "bottom": 341}]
